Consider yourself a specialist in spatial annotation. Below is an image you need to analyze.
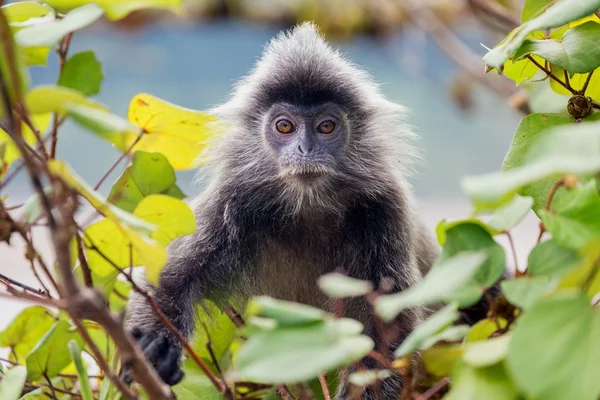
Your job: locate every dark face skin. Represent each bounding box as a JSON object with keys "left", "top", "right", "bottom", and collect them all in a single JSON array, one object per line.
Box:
[{"left": 263, "top": 102, "right": 348, "bottom": 179}]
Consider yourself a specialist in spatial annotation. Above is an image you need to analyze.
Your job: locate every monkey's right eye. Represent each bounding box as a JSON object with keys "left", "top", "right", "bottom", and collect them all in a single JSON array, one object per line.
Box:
[{"left": 275, "top": 119, "right": 295, "bottom": 134}]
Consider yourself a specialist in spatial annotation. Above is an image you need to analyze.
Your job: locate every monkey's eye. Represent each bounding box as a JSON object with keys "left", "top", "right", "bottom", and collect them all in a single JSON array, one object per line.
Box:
[
  {"left": 317, "top": 120, "right": 336, "bottom": 134},
  {"left": 275, "top": 119, "right": 295, "bottom": 134}
]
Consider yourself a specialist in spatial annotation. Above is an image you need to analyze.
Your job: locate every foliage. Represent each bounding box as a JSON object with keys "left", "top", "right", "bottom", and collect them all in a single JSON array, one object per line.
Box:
[{"left": 0, "top": 0, "right": 600, "bottom": 399}]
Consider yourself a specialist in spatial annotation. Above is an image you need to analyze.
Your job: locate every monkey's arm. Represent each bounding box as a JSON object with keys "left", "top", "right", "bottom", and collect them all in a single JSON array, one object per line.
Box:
[{"left": 123, "top": 208, "right": 246, "bottom": 386}]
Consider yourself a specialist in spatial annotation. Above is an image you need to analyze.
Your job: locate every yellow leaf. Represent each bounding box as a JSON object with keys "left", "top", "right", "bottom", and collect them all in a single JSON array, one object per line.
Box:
[
  {"left": 25, "top": 85, "right": 108, "bottom": 115},
  {"left": 43, "top": 0, "right": 184, "bottom": 21},
  {"left": 549, "top": 65, "right": 600, "bottom": 101},
  {"left": 125, "top": 93, "right": 221, "bottom": 170},
  {"left": 0, "top": 113, "right": 51, "bottom": 176},
  {"left": 133, "top": 194, "right": 196, "bottom": 247},
  {"left": 568, "top": 13, "right": 600, "bottom": 28},
  {"left": 85, "top": 195, "right": 195, "bottom": 284},
  {"left": 502, "top": 32, "right": 546, "bottom": 86},
  {"left": 84, "top": 217, "right": 166, "bottom": 281}
]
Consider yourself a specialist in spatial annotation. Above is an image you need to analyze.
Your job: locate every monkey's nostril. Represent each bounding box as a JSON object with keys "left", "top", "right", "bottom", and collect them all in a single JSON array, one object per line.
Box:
[{"left": 297, "top": 144, "right": 305, "bottom": 154}]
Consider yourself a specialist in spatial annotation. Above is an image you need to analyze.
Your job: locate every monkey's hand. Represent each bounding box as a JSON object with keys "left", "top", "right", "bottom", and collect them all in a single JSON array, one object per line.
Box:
[{"left": 122, "top": 327, "right": 185, "bottom": 386}]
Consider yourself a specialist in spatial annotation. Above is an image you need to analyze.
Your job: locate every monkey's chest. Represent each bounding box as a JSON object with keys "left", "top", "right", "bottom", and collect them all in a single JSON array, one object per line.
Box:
[{"left": 246, "top": 241, "right": 333, "bottom": 310}]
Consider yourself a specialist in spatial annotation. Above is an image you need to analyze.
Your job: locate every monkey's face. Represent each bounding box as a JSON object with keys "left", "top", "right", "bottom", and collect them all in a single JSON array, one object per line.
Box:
[{"left": 263, "top": 102, "right": 348, "bottom": 182}]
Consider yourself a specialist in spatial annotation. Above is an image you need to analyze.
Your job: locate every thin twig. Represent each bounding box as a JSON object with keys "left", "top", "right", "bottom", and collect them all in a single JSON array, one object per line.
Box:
[
  {"left": 319, "top": 374, "right": 332, "bottom": 400},
  {"left": 276, "top": 385, "right": 297, "bottom": 400},
  {"left": 526, "top": 55, "right": 575, "bottom": 94},
  {"left": 93, "top": 129, "right": 144, "bottom": 190},
  {"left": 71, "top": 316, "right": 138, "bottom": 400},
  {"left": 402, "top": 0, "right": 515, "bottom": 97},
  {"left": 414, "top": 377, "right": 450, "bottom": 400},
  {"left": 0, "top": 272, "right": 47, "bottom": 296},
  {"left": 537, "top": 178, "right": 566, "bottom": 244},
  {"left": 467, "top": 0, "right": 519, "bottom": 31},
  {"left": 503, "top": 231, "right": 519, "bottom": 272},
  {"left": 581, "top": 70, "right": 594, "bottom": 94},
  {"left": 43, "top": 372, "right": 59, "bottom": 400}
]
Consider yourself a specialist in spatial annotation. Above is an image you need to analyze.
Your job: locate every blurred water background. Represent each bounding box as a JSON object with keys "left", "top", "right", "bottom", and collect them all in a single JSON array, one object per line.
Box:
[{"left": 0, "top": 7, "right": 541, "bottom": 330}]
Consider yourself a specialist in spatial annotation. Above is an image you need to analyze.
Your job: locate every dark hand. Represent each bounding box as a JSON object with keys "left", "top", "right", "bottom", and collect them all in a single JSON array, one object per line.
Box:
[{"left": 122, "top": 327, "right": 185, "bottom": 386}]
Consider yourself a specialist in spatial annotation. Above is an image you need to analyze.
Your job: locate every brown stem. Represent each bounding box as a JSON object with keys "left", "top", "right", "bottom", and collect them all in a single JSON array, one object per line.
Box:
[
  {"left": 276, "top": 385, "right": 297, "bottom": 400},
  {"left": 581, "top": 70, "right": 594, "bottom": 94},
  {"left": 93, "top": 129, "right": 144, "bottom": 191},
  {"left": 545, "top": 178, "right": 565, "bottom": 211},
  {"left": 467, "top": 0, "right": 519, "bottom": 31},
  {"left": 415, "top": 377, "right": 450, "bottom": 400},
  {"left": 526, "top": 56, "right": 575, "bottom": 94},
  {"left": 43, "top": 372, "right": 59, "bottom": 399},
  {"left": 224, "top": 303, "right": 246, "bottom": 328},
  {"left": 319, "top": 373, "right": 332, "bottom": 400},
  {"left": 75, "top": 232, "right": 93, "bottom": 287},
  {"left": 403, "top": 0, "right": 515, "bottom": 97},
  {"left": 0, "top": 272, "right": 47, "bottom": 296},
  {"left": 71, "top": 317, "right": 138, "bottom": 400},
  {"left": 503, "top": 231, "right": 519, "bottom": 272}
]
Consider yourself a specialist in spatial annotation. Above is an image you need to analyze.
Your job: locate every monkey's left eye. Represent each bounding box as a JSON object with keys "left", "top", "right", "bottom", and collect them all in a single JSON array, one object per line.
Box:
[
  {"left": 317, "top": 120, "right": 336, "bottom": 134},
  {"left": 276, "top": 119, "right": 295, "bottom": 134}
]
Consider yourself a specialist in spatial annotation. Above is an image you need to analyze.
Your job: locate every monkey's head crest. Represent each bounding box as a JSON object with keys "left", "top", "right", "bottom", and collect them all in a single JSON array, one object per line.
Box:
[{"left": 208, "top": 22, "right": 419, "bottom": 201}]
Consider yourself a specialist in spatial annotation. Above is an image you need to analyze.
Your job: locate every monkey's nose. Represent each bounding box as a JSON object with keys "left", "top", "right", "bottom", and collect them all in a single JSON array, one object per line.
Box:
[{"left": 297, "top": 138, "right": 313, "bottom": 155}]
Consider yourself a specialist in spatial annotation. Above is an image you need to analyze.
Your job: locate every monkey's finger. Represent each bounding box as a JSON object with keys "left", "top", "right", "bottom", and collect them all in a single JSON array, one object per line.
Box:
[
  {"left": 137, "top": 331, "right": 157, "bottom": 353},
  {"left": 156, "top": 345, "right": 183, "bottom": 385},
  {"left": 121, "top": 367, "right": 133, "bottom": 385},
  {"left": 144, "top": 336, "right": 170, "bottom": 365}
]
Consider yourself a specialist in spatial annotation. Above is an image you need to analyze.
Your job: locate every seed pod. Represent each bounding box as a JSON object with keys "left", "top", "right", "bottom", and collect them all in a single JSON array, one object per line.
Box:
[{"left": 567, "top": 94, "right": 593, "bottom": 119}]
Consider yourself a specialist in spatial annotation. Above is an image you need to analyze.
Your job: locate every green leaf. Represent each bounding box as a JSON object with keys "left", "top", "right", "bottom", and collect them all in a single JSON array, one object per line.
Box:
[
  {"left": 232, "top": 318, "right": 373, "bottom": 384},
  {"left": 463, "top": 334, "right": 510, "bottom": 367},
  {"left": 507, "top": 290, "right": 600, "bottom": 400},
  {"left": 462, "top": 114, "right": 600, "bottom": 209},
  {"left": 26, "top": 320, "right": 85, "bottom": 381},
  {"left": 395, "top": 303, "right": 460, "bottom": 357},
  {"left": 512, "top": 22, "right": 600, "bottom": 74},
  {"left": 174, "top": 359, "right": 222, "bottom": 400},
  {"left": 375, "top": 251, "right": 487, "bottom": 321},
  {"left": 521, "top": 0, "right": 552, "bottom": 22},
  {"left": 528, "top": 239, "right": 581, "bottom": 277},
  {"left": 317, "top": 272, "right": 374, "bottom": 298},
  {"left": 483, "top": 0, "right": 600, "bottom": 72},
  {"left": 501, "top": 276, "right": 558, "bottom": 309},
  {"left": 465, "top": 317, "right": 508, "bottom": 342},
  {"left": 445, "top": 362, "right": 519, "bottom": 400},
  {"left": 0, "top": 365, "right": 27, "bottom": 400},
  {"left": 191, "top": 300, "right": 237, "bottom": 365},
  {"left": 58, "top": 51, "right": 103, "bottom": 96},
  {"left": 0, "top": 306, "right": 56, "bottom": 361},
  {"left": 25, "top": 85, "right": 108, "bottom": 115},
  {"left": 15, "top": 4, "right": 104, "bottom": 48},
  {"left": 68, "top": 340, "right": 93, "bottom": 400},
  {"left": 437, "top": 223, "right": 506, "bottom": 307},
  {"left": 48, "top": 160, "right": 156, "bottom": 234},
  {"left": 246, "top": 296, "right": 330, "bottom": 327},
  {"left": 422, "top": 345, "right": 463, "bottom": 377},
  {"left": 44, "top": 0, "right": 184, "bottom": 21},
  {"left": 108, "top": 151, "right": 185, "bottom": 213},
  {"left": 486, "top": 194, "right": 533, "bottom": 232},
  {"left": 539, "top": 180, "right": 600, "bottom": 249}
]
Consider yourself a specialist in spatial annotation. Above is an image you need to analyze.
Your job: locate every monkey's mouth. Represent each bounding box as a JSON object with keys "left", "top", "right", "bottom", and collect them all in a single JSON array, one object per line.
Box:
[{"left": 279, "top": 164, "right": 331, "bottom": 179}]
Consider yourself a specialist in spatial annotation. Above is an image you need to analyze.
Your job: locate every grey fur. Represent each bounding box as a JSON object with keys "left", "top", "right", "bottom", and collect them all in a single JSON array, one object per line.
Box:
[{"left": 125, "top": 22, "right": 441, "bottom": 399}]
